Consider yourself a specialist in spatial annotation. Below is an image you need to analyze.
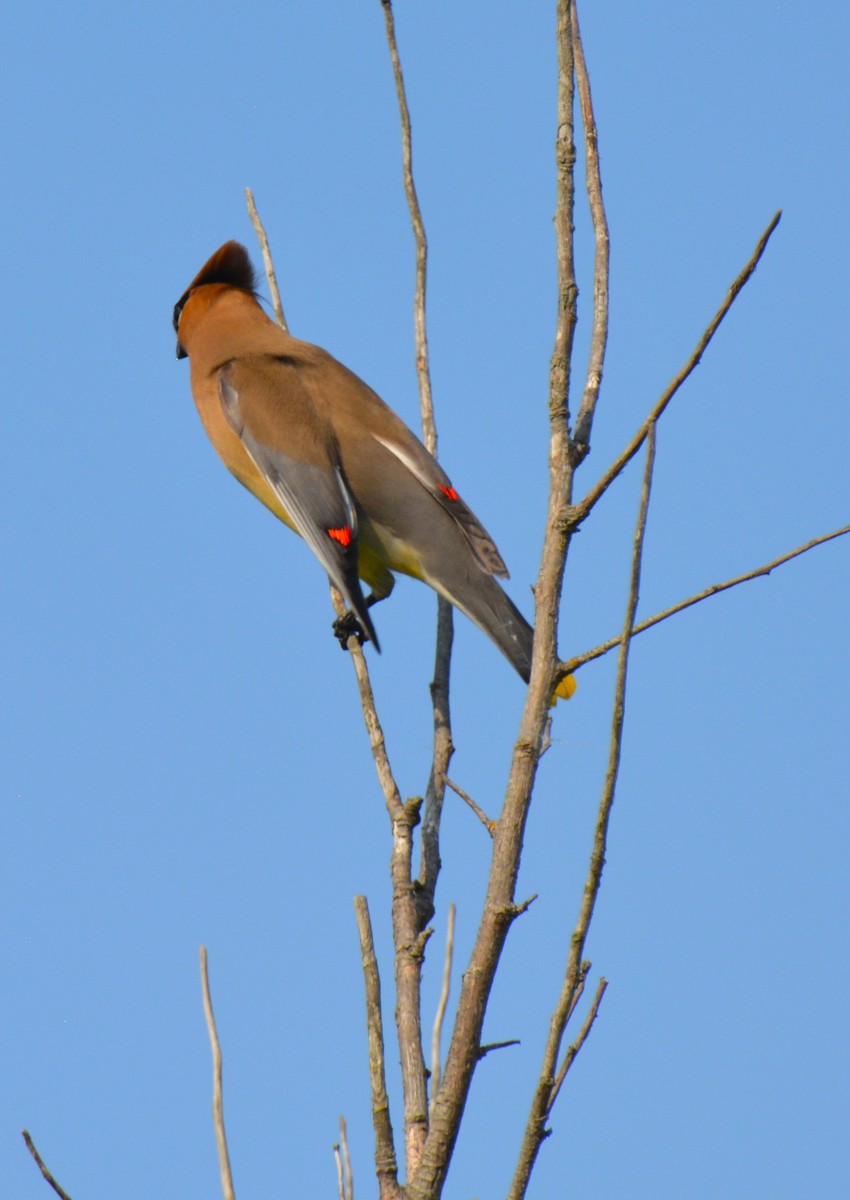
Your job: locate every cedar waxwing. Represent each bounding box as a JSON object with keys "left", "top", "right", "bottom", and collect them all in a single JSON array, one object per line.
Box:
[{"left": 174, "top": 241, "right": 574, "bottom": 698}]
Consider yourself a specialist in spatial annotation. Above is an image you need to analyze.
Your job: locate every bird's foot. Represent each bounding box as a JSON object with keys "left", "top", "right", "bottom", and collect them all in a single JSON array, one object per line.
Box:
[{"left": 332, "top": 611, "right": 367, "bottom": 650}]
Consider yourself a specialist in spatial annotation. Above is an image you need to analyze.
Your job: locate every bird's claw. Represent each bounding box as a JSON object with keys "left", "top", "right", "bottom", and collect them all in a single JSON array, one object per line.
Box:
[{"left": 332, "top": 611, "right": 366, "bottom": 650}]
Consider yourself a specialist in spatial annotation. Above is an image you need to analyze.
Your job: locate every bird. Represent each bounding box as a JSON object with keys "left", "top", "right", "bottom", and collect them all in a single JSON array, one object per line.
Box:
[{"left": 174, "top": 240, "right": 574, "bottom": 699}]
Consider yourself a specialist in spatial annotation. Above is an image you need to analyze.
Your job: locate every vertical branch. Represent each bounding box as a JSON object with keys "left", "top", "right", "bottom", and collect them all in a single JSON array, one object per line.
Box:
[
  {"left": 380, "top": 0, "right": 435, "bottom": 449},
  {"left": 380, "top": 0, "right": 454, "bottom": 930},
  {"left": 429, "top": 902, "right": 457, "bottom": 1118},
  {"left": 417, "top": 600, "right": 454, "bottom": 928},
  {"left": 569, "top": 3, "right": 610, "bottom": 456},
  {"left": 408, "top": 6, "right": 581, "bottom": 1199},
  {"left": 200, "top": 946, "right": 237, "bottom": 1200},
  {"left": 510, "top": 423, "right": 658, "bottom": 1200},
  {"left": 354, "top": 896, "right": 404, "bottom": 1200}
]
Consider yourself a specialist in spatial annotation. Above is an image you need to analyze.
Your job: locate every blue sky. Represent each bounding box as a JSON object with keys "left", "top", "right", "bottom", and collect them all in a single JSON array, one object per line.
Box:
[{"left": 3, "top": 2, "right": 849, "bottom": 1197}]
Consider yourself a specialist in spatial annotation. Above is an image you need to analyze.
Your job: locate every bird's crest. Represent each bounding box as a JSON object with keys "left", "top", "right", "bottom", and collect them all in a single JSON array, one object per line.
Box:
[{"left": 184, "top": 241, "right": 258, "bottom": 296}]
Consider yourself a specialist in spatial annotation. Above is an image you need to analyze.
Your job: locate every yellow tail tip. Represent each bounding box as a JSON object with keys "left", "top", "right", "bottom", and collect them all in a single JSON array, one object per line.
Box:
[{"left": 550, "top": 672, "right": 577, "bottom": 706}]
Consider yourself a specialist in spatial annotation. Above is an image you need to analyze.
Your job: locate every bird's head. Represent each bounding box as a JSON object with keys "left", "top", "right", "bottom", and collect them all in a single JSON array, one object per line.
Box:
[{"left": 173, "top": 241, "right": 258, "bottom": 359}]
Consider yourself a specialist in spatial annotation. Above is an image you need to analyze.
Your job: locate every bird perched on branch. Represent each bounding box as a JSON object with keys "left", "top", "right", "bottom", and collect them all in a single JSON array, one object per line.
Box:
[{"left": 174, "top": 240, "right": 574, "bottom": 699}]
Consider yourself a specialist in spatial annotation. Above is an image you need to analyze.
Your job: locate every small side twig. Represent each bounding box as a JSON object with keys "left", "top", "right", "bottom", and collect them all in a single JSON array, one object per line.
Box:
[
  {"left": 477, "top": 1038, "right": 521, "bottom": 1060},
  {"left": 334, "top": 1116, "right": 354, "bottom": 1200},
  {"left": 444, "top": 776, "right": 496, "bottom": 836},
  {"left": 573, "top": 211, "right": 781, "bottom": 523},
  {"left": 244, "top": 188, "right": 288, "bottom": 331},
  {"left": 548, "top": 976, "right": 608, "bottom": 1109},
  {"left": 334, "top": 1143, "right": 346, "bottom": 1200},
  {"left": 570, "top": 0, "right": 610, "bottom": 457},
  {"left": 561, "top": 522, "right": 850, "bottom": 675},
  {"left": 417, "top": 599, "right": 454, "bottom": 929},
  {"left": 21, "top": 1131, "right": 73, "bottom": 1200},
  {"left": 200, "top": 946, "right": 237, "bottom": 1200},
  {"left": 429, "top": 902, "right": 456, "bottom": 1117}
]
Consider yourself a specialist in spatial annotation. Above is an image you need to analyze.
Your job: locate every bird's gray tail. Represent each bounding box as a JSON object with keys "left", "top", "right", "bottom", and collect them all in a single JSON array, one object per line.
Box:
[{"left": 438, "top": 570, "right": 534, "bottom": 683}]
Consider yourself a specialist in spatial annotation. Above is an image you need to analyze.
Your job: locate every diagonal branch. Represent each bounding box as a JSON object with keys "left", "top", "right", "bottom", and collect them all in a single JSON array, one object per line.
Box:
[
  {"left": 21, "top": 1131, "right": 73, "bottom": 1200},
  {"left": 572, "top": 211, "right": 781, "bottom": 524},
  {"left": 548, "top": 976, "right": 607, "bottom": 1109},
  {"left": 244, "top": 188, "right": 288, "bottom": 332},
  {"left": 562, "top": 522, "right": 850, "bottom": 674}
]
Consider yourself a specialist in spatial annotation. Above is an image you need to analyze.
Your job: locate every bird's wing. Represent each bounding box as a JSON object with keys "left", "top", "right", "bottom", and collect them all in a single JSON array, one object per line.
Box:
[
  {"left": 218, "top": 364, "right": 379, "bottom": 649},
  {"left": 371, "top": 433, "right": 509, "bottom": 578}
]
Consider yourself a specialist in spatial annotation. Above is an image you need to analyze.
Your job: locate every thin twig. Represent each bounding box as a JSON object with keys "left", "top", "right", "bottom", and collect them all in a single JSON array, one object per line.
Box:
[
  {"left": 339, "top": 1116, "right": 354, "bottom": 1200},
  {"left": 380, "top": 0, "right": 435, "bottom": 450},
  {"left": 561, "top": 522, "right": 850, "bottom": 675},
  {"left": 245, "top": 188, "right": 288, "bottom": 331},
  {"left": 21, "top": 1131, "right": 73, "bottom": 1200},
  {"left": 510, "top": 423, "right": 657, "bottom": 1200},
  {"left": 200, "top": 946, "right": 237, "bottom": 1200},
  {"left": 573, "top": 211, "right": 782, "bottom": 523},
  {"left": 354, "top": 896, "right": 401, "bottom": 1198},
  {"left": 381, "top": 0, "right": 454, "bottom": 932},
  {"left": 444, "top": 776, "right": 496, "bottom": 836},
  {"left": 548, "top": 977, "right": 608, "bottom": 1110},
  {"left": 331, "top": 587, "right": 427, "bottom": 1182},
  {"left": 334, "top": 1143, "right": 346, "bottom": 1200},
  {"left": 330, "top": 591, "right": 404, "bottom": 817},
  {"left": 430, "top": 903, "right": 456, "bottom": 1118},
  {"left": 417, "top": 600, "right": 454, "bottom": 928},
  {"left": 477, "top": 1039, "right": 521, "bottom": 1060},
  {"left": 570, "top": 1, "right": 610, "bottom": 457},
  {"left": 379, "top": 1, "right": 443, "bottom": 1176}
]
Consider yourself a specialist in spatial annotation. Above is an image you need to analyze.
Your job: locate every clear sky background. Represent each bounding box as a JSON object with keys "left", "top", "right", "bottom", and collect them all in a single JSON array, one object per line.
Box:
[{"left": 3, "top": 2, "right": 848, "bottom": 1197}]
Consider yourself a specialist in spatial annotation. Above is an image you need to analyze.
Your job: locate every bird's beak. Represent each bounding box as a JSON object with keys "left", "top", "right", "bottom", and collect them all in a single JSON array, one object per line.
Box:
[{"left": 176, "top": 340, "right": 187, "bottom": 360}]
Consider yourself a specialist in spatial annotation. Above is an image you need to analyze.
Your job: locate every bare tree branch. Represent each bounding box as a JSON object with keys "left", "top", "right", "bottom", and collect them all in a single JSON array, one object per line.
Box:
[
  {"left": 417, "top": 602, "right": 454, "bottom": 928},
  {"left": 408, "top": 5, "right": 582, "bottom": 1198},
  {"left": 562, "top": 522, "right": 850, "bottom": 675},
  {"left": 200, "top": 946, "right": 237, "bottom": 1200},
  {"left": 380, "top": 0, "right": 454, "bottom": 931},
  {"left": 247, "top": 172, "right": 427, "bottom": 1189},
  {"left": 444, "top": 776, "right": 496, "bottom": 837},
  {"left": 340, "top": 1117, "right": 354, "bottom": 1200},
  {"left": 569, "top": 1, "right": 610, "bottom": 458},
  {"left": 329, "top": 588, "right": 428, "bottom": 1179},
  {"left": 244, "top": 188, "right": 288, "bottom": 332},
  {"left": 354, "top": 896, "right": 403, "bottom": 1199},
  {"left": 572, "top": 210, "right": 782, "bottom": 524},
  {"left": 379, "top": 0, "right": 435, "bottom": 451},
  {"left": 477, "top": 1039, "right": 521, "bottom": 1060},
  {"left": 334, "top": 1143, "right": 346, "bottom": 1200},
  {"left": 21, "top": 1131, "right": 73, "bottom": 1200},
  {"left": 511, "top": 422, "right": 657, "bottom": 1199},
  {"left": 549, "top": 976, "right": 607, "bottom": 1109},
  {"left": 430, "top": 902, "right": 456, "bottom": 1118},
  {"left": 378, "top": 2, "right": 459, "bottom": 1171}
]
